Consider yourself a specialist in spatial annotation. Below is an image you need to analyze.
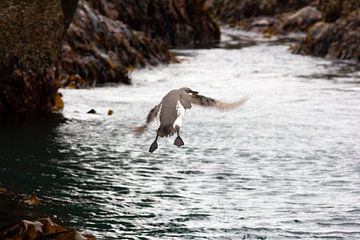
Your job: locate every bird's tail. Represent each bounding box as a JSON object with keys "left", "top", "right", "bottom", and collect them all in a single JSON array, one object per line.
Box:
[
  {"left": 214, "top": 96, "right": 249, "bottom": 111},
  {"left": 131, "top": 124, "right": 147, "bottom": 135},
  {"left": 157, "top": 125, "right": 176, "bottom": 137}
]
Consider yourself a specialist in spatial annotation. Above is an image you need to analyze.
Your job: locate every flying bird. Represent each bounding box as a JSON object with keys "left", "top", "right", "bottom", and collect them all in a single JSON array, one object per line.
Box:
[{"left": 133, "top": 87, "right": 248, "bottom": 153}]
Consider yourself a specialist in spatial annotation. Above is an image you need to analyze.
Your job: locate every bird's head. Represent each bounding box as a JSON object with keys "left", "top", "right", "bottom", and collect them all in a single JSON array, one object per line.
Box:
[{"left": 179, "top": 87, "right": 198, "bottom": 95}]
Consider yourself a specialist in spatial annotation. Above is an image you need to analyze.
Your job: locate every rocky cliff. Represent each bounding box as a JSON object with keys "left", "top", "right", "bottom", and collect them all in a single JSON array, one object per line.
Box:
[
  {"left": 89, "top": 0, "right": 220, "bottom": 48},
  {"left": 0, "top": 0, "right": 67, "bottom": 113},
  {"left": 59, "top": 0, "right": 176, "bottom": 88}
]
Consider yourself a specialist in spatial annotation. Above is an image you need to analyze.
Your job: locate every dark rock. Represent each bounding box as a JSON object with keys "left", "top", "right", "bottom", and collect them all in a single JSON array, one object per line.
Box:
[
  {"left": 61, "top": 0, "right": 80, "bottom": 30},
  {"left": 89, "top": 0, "right": 220, "bottom": 48},
  {"left": 59, "top": 0, "right": 176, "bottom": 88},
  {"left": 0, "top": 0, "right": 67, "bottom": 114},
  {"left": 292, "top": 10, "right": 360, "bottom": 61},
  {"left": 318, "top": 0, "right": 360, "bottom": 22},
  {"left": 87, "top": 109, "right": 96, "bottom": 114}
]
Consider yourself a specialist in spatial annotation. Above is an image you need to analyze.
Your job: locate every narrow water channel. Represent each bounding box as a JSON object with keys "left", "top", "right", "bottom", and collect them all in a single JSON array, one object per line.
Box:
[{"left": 1, "top": 29, "right": 360, "bottom": 239}]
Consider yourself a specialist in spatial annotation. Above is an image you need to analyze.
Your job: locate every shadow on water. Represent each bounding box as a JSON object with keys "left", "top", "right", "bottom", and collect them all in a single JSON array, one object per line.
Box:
[{"left": 0, "top": 113, "right": 69, "bottom": 225}]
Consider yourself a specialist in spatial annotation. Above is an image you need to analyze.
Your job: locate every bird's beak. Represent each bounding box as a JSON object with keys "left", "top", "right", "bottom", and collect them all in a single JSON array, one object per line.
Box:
[{"left": 190, "top": 90, "right": 198, "bottom": 95}]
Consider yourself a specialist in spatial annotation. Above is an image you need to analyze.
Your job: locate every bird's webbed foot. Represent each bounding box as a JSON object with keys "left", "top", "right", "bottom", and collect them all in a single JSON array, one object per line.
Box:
[
  {"left": 174, "top": 127, "right": 184, "bottom": 147},
  {"left": 149, "top": 135, "right": 159, "bottom": 153}
]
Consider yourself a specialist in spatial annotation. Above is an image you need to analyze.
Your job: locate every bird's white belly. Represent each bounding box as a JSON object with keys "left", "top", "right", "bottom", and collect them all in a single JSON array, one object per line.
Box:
[{"left": 173, "top": 101, "right": 185, "bottom": 128}]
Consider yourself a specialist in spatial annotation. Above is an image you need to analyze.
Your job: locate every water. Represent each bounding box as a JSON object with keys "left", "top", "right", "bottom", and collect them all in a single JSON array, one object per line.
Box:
[{"left": 1, "top": 29, "right": 360, "bottom": 239}]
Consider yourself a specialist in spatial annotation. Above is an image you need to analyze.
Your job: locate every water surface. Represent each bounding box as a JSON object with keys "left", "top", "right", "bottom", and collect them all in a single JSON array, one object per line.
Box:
[{"left": 1, "top": 29, "right": 360, "bottom": 239}]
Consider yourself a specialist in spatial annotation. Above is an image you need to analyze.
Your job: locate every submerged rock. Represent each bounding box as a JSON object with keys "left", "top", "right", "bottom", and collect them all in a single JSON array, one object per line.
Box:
[
  {"left": 89, "top": 0, "right": 220, "bottom": 48},
  {"left": 59, "top": 0, "right": 176, "bottom": 88}
]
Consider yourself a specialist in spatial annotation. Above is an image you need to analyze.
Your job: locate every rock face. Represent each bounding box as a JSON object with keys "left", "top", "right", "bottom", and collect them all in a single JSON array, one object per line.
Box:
[
  {"left": 59, "top": 0, "right": 221, "bottom": 88},
  {"left": 293, "top": 10, "right": 360, "bottom": 61},
  {"left": 292, "top": 0, "right": 360, "bottom": 61},
  {"left": 89, "top": 0, "right": 220, "bottom": 48},
  {"left": 0, "top": 0, "right": 65, "bottom": 113},
  {"left": 59, "top": 0, "right": 176, "bottom": 88}
]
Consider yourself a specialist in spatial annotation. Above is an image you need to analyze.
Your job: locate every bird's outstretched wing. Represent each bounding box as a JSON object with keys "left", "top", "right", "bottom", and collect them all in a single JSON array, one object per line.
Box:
[
  {"left": 191, "top": 94, "right": 249, "bottom": 110},
  {"left": 132, "top": 105, "right": 160, "bottom": 135}
]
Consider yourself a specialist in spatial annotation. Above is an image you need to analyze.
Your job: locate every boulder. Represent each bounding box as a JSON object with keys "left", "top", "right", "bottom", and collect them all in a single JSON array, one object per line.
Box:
[
  {"left": 88, "top": 0, "right": 220, "bottom": 48},
  {"left": 292, "top": 10, "right": 360, "bottom": 61},
  {"left": 59, "top": 0, "right": 176, "bottom": 88},
  {"left": 280, "top": 6, "right": 322, "bottom": 31}
]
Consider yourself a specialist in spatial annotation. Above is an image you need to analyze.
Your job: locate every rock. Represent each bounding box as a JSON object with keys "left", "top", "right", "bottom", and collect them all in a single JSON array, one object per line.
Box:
[
  {"left": 281, "top": 6, "right": 322, "bottom": 31},
  {"left": 87, "top": 109, "right": 97, "bottom": 114},
  {"left": 89, "top": 0, "right": 220, "bottom": 48},
  {"left": 292, "top": 10, "right": 360, "bottom": 61},
  {"left": 59, "top": 0, "right": 176, "bottom": 88},
  {"left": 107, "top": 109, "right": 113, "bottom": 116},
  {"left": 318, "top": 0, "right": 360, "bottom": 22},
  {"left": 0, "top": 1, "right": 63, "bottom": 114},
  {"left": 205, "top": 0, "right": 314, "bottom": 24},
  {"left": 0, "top": 0, "right": 77, "bottom": 114},
  {"left": 22, "top": 193, "right": 43, "bottom": 206},
  {"left": 0, "top": 217, "right": 96, "bottom": 240}
]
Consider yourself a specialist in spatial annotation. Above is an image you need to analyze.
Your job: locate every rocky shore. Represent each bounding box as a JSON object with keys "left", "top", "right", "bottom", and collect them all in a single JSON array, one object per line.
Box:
[{"left": 205, "top": 0, "right": 360, "bottom": 61}]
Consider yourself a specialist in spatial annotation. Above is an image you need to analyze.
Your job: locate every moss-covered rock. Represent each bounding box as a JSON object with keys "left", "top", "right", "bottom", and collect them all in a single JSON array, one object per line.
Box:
[
  {"left": 0, "top": 0, "right": 66, "bottom": 114},
  {"left": 89, "top": 0, "right": 220, "bottom": 48}
]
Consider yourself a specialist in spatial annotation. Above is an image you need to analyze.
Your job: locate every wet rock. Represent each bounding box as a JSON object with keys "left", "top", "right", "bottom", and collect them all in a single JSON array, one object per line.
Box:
[
  {"left": 0, "top": 217, "right": 96, "bottom": 240},
  {"left": 280, "top": 6, "right": 322, "bottom": 31},
  {"left": 89, "top": 0, "right": 220, "bottom": 48},
  {"left": 22, "top": 193, "right": 43, "bottom": 206},
  {"left": 87, "top": 109, "right": 97, "bottom": 114},
  {"left": 293, "top": 10, "right": 360, "bottom": 61},
  {"left": 59, "top": 0, "right": 176, "bottom": 88},
  {"left": 0, "top": 0, "right": 68, "bottom": 114}
]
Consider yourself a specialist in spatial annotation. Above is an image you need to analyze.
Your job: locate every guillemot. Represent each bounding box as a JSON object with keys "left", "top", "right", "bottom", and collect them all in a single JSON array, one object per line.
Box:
[{"left": 133, "top": 87, "right": 248, "bottom": 153}]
